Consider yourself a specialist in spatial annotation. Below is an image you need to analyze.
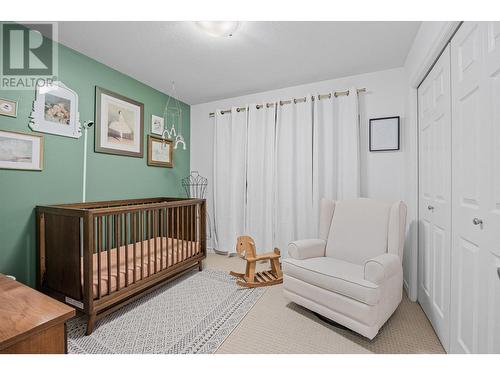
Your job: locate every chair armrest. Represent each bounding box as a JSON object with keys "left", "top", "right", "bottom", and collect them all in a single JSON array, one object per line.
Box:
[
  {"left": 364, "top": 253, "right": 401, "bottom": 284},
  {"left": 287, "top": 239, "right": 326, "bottom": 260}
]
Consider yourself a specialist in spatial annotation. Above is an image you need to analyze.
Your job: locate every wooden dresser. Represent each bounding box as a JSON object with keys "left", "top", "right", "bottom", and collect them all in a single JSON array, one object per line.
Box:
[{"left": 0, "top": 274, "right": 75, "bottom": 354}]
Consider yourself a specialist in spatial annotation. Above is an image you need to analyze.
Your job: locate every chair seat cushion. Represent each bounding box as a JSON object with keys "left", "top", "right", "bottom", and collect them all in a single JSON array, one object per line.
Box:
[{"left": 282, "top": 257, "right": 380, "bottom": 306}]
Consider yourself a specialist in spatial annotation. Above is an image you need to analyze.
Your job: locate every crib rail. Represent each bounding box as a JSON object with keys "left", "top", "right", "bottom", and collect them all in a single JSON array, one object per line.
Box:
[
  {"left": 37, "top": 198, "right": 206, "bottom": 322},
  {"left": 90, "top": 200, "right": 203, "bottom": 300}
]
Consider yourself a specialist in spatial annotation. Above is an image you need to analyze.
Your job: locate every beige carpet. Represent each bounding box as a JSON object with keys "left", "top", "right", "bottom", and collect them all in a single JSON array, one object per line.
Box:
[{"left": 204, "top": 253, "right": 445, "bottom": 354}]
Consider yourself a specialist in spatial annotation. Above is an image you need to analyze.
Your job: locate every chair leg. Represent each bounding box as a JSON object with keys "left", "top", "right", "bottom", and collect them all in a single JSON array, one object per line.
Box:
[{"left": 198, "top": 260, "right": 203, "bottom": 271}]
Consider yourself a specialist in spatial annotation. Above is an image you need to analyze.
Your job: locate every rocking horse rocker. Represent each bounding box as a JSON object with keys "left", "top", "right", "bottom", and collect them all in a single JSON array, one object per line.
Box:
[{"left": 230, "top": 236, "right": 283, "bottom": 288}]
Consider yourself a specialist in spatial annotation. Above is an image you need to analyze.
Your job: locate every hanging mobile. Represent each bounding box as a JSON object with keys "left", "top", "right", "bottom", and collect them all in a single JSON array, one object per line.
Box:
[{"left": 162, "top": 81, "right": 186, "bottom": 150}]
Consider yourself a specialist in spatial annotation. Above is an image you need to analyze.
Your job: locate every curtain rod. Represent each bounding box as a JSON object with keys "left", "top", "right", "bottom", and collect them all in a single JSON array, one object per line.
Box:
[{"left": 208, "top": 88, "right": 366, "bottom": 118}]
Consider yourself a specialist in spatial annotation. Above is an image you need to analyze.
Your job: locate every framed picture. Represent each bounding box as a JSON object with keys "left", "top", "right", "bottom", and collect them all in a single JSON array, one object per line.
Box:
[
  {"left": 0, "top": 98, "right": 17, "bottom": 118},
  {"left": 0, "top": 130, "right": 44, "bottom": 171},
  {"left": 151, "top": 115, "right": 165, "bottom": 135},
  {"left": 369, "top": 116, "right": 400, "bottom": 151},
  {"left": 147, "top": 135, "right": 173, "bottom": 168},
  {"left": 29, "top": 81, "right": 81, "bottom": 138},
  {"left": 95, "top": 86, "right": 144, "bottom": 158}
]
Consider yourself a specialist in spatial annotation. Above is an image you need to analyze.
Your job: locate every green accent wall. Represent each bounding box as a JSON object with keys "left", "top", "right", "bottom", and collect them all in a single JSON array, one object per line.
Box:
[{"left": 0, "top": 32, "right": 191, "bottom": 286}]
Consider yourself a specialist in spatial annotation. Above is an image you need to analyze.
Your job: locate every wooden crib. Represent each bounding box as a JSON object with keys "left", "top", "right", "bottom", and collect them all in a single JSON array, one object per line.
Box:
[{"left": 36, "top": 197, "right": 206, "bottom": 335}]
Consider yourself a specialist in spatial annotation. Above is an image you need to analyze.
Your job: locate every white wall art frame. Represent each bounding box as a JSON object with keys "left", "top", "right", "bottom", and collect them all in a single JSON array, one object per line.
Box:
[
  {"left": 151, "top": 115, "right": 165, "bottom": 135},
  {"left": 369, "top": 116, "right": 400, "bottom": 151},
  {"left": 29, "top": 81, "right": 81, "bottom": 139}
]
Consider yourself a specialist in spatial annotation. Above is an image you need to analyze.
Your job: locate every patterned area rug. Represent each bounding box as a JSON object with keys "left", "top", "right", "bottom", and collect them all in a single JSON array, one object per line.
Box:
[{"left": 67, "top": 268, "right": 265, "bottom": 354}]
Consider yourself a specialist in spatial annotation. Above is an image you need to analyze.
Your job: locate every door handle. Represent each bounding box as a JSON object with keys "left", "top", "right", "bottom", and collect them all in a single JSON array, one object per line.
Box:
[
  {"left": 472, "top": 218, "right": 484, "bottom": 226},
  {"left": 497, "top": 267, "right": 500, "bottom": 280},
  {"left": 427, "top": 205, "right": 435, "bottom": 211}
]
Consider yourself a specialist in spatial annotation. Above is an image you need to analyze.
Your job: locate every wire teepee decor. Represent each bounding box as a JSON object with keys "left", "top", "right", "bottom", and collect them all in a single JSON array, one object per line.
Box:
[
  {"left": 182, "top": 171, "right": 212, "bottom": 242},
  {"left": 162, "top": 81, "right": 186, "bottom": 150},
  {"left": 181, "top": 171, "right": 208, "bottom": 199}
]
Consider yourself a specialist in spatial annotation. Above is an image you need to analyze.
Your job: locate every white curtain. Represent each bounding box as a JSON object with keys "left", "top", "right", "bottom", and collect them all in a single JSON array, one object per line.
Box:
[
  {"left": 312, "top": 88, "right": 360, "bottom": 229},
  {"left": 336, "top": 88, "right": 360, "bottom": 200},
  {"left": 212, "top": 88, "right": 360, "bottom": 255},
  {"left": 246, "top": 104, "right": 276, "bottom": 254},
  {"left": 213, "top": 107, "right": 248, "bottom": 254},
  {"left": 275, "top": 97, "right": 314, "bottom": 253}
]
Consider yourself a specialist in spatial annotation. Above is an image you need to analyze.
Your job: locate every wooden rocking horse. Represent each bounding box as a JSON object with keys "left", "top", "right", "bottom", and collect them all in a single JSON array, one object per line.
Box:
[{"left": 229, "top": 236, "right": 283, "bottom": 288}]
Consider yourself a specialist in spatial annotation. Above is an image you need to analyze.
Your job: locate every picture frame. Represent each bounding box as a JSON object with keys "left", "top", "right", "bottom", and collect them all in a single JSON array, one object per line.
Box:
[
  {"left": 95, "top": 86, "right": 144, "bottom": 158},
  {"left": 369, "top": 116, "right": 400, "bottom": 152},
  {"left": 0, "top": 130, "right": 44, "bottom": 171},
  {"left": 29, "top": 81, "right": 81, "bottom": 138},
  {"left": 0, "top": 98, "right": 18, "bottom": 118},
  {"left": 151, "top": 115, "right": 165, "bottom": 135},
  {"left": 147, "top": 135, "right": 173, "bottom": 168}
]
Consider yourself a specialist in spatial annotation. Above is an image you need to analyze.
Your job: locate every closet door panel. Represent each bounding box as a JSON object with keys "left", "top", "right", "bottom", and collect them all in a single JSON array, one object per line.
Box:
[
  {"left": 483, "top": 21, "right": 500, "bottom": 354},
  {"left": 454, "top": 238, "right": 481, "bottom": 353},
  {"left": 447, "top": 21, "right": 500, "bottom": 354},
  {"left": 418, "top": 44, "right": 452, "bottom": 351},
  {"left": 484, "top": 21, "right": 500, "bottom": 259},
  {"left": 485, "top": 252, "right": 500, "bottom": 353},
  {"left": 418, "top": 79, "right": 434, "bottom": 301},
  {"left": 432, "top": 226, "right": 446, "bottom": 315}
]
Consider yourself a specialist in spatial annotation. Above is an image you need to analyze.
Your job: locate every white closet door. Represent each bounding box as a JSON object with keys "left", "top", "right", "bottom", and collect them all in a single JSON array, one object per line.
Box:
[
  {"left": 450, "top": 21, "right": 500, "bottom": 354},
  {"left": 417, "top": 44, "right": 452, "bottom": 351},
  {"left": 483, "top": 21, "right": 500, "bottom": 354}
]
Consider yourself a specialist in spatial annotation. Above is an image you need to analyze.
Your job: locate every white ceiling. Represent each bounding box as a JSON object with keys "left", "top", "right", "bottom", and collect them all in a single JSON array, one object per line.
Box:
[{"left": 57, "top": 21, "right": 421, "bottom": 105}]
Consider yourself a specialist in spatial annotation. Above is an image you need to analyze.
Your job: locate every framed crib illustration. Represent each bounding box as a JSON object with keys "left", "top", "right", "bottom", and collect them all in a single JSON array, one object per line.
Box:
[{"left": 95, "top": 86, "right": 144, "bottom": 157}]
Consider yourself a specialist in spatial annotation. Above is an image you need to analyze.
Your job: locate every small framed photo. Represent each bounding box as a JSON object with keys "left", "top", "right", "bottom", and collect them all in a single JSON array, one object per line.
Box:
[
  {"left": 369, "top": 116, "right": 400, "bottom": 152},
  {"left": 29, "top": 81, "right": 81, "bottom": 138},
  {"left": 0, "top": 130, "right": 44, "bottom": 171},
  {"left": 95, "top": 86, "right": 144, "bottom": 158},
  {"left": 151, "top": 115, "right": 165, "bottom": 135},
  {"left": 0, "top": 98, "right": 18, "bottom": 118},
  {"left": 147, "top": 135, "right": 173, "bottom": 168}
]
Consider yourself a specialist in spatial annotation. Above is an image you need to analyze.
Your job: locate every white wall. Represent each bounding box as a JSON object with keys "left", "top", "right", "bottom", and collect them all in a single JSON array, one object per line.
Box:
[{"left": 190, "top": 67, "right": 409, "bottom": 270}]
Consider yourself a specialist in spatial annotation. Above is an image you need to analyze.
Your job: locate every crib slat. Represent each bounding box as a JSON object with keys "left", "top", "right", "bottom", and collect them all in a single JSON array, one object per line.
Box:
[
  {"left": 115, "top": 214, "right": 121, "bottom": 291},
  {"left": 154, "top": 209, "right": 158, "bottom": 274},
  {"left": 124, "top": 213, "right": 129, "bottom": 287},
  {"left": 181, "top": 205, "right": 185, "bottom": 261},
  {"left": 175, "top": 207, "right": 183, "bottom": 262},
  {"left": 169, "top": 207, "right": 174, "bottom": 265},
  {"left": 97, "top": 216, "right": 102, "bottom": 299},
  {"left": 160, "top": 208, "right": 164, "bottom": 270},
  {"left": 191, "top": 204, "right": 194, "bottom": 257},
  {"left": 147, "top": 210, "right": 151, "bottom": 276},
  {"left": 107, "top": 215, "right": 112, "bottom": 296},
  {"left": 166, "top": 207, "right": 169, "bottom": 266},
  {"left": 187, "top": 206, "right": 190, "bottom": 258},
  {"left": 132, "top": 211, "right": 137, "bottom": 284},
  {"left": 140, "top": 210, "right": 144, "bottom": 279}
]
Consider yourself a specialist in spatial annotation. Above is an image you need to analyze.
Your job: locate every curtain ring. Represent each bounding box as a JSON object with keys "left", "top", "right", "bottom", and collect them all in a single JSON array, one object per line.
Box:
[
  {"left": 220, "top": 110, "right": 224, "bottom": 115},
  {"left": 328, "top": 93, "right": 332, "bottom": 99},
  {"left": 293, "top": 98, "right": 297, "bottom": 104},
  {"left": 236, "top": 108, "right": 240, "bottom": 112}
]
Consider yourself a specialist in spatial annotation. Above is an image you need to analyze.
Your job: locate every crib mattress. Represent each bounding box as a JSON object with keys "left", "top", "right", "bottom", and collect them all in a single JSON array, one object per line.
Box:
[{"left": 82, "top": 237, "right": 201, "bottom": 298}]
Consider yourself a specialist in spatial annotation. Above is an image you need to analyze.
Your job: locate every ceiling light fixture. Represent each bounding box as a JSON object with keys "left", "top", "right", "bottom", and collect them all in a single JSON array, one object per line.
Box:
[{"left": 195, "top": 21, "right": 240, "bottom": 37}]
